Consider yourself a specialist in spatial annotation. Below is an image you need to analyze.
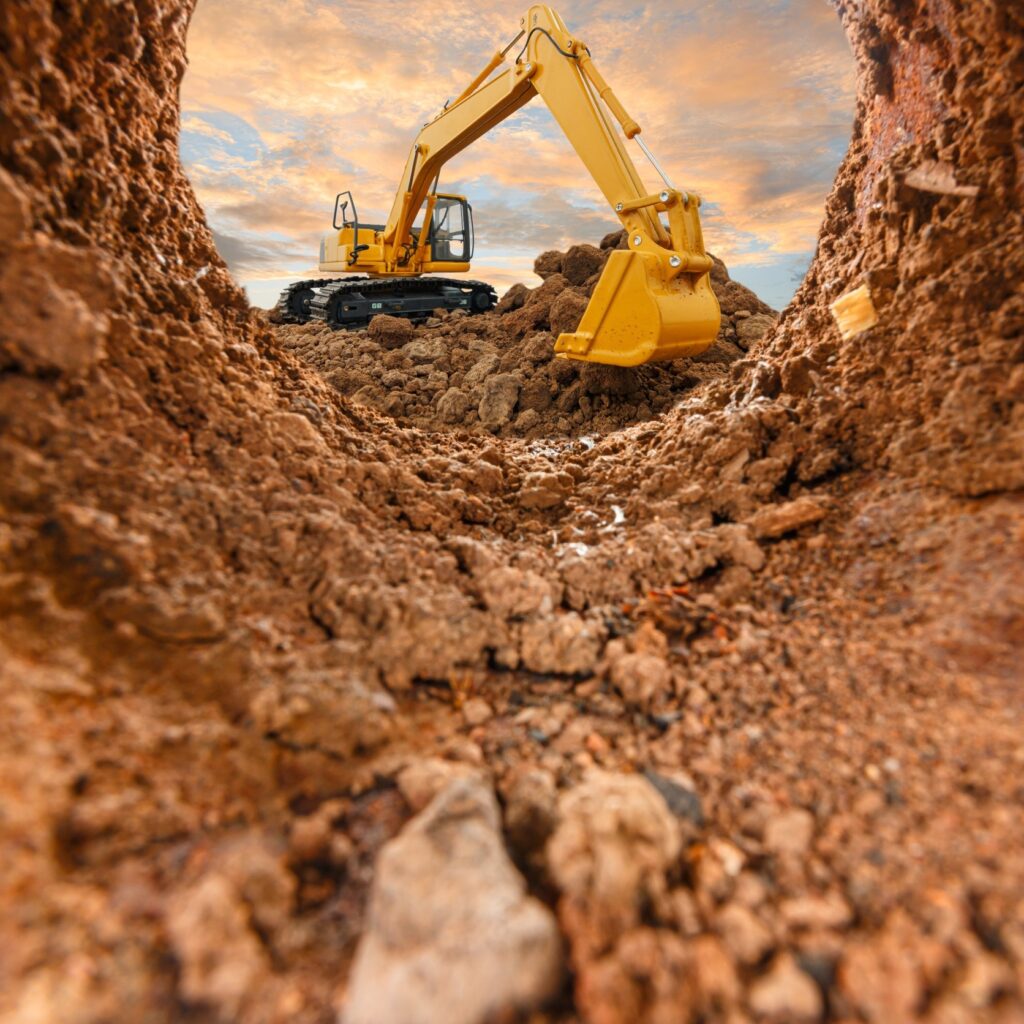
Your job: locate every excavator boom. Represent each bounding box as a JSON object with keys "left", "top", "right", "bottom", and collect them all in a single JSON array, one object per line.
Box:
[{"left": 282, "top": 5, "right": 720, "bottom": 366}]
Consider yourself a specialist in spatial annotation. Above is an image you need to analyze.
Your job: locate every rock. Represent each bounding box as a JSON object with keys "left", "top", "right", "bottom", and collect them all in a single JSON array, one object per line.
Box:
[
  {"left": 496, "top": 282, "right": 529, "bottom": 313},
  {"left": 546, "top": 770, "right": 681, "bottom": 955},
  {"left": 609, "top": 652, "right": 672, "bottom": 710},
  {"left": 837, "top": 917, "right": 925, "bottom": 1022},
  {"left": 461, "top": 697, "right": 493, "bottom": 727},
  {"left": 464, "top": 352, "right": 500, "bottom": 388},
  {"left": 641, "top": 769, "right": 704, "bottom": 828},
  {"left": 478, "top": 566, "right": 556, "bottom": 618},
  {"left": 516, "top": 408, "right": 541, "bottom": 431},
  {"left": 692, "top": 934, "right": 742, "bottom": 1012},
  {"left": 288, "top": 813, "right": 332, "bottom": 863},
  {"left": 717, "top": 903, "right": 774, "bottom": 966},
  {"left": 167, "top": 874, "right": 269, "bottom": 1018},
  {"left": 780, "top": 892, "right": 853, "bottom": 930},
  {"left": 367, "top": 314, "right": 414, "bottom": 349},
  {"left": 548, "top": 288, "right": 588, "bottom": 339},
  {"left": 716, "top": 523, "right": 766, "bottom": 572},
  {"left": 518, "top": 470, "right": 574, "bottom": 510},
  {"left": 395, "top": 757, "right": 483, "bottom": 813},
  {"left": 748, "top": 953, "right": 824, "bottom": 1020},
  {"left": 746, "top": 497, "right": 828, "bottom": 540},
  {"left": 402, "top": 336, "right": 445, "bottom": 364},
  {"left": 534, "top": 250, "right": 564, "bottom": 279},
  {"left": 268, "top": 411, "right": 327, "bottom": 453},
  {"left": 763, "top": 808, "right": 816, "bottom": 855},
  {"left": 342, "top": 778, "right": 563, "bottom": 1024},
  {"left": 599, "top": 229, "right": 626, "bottom": 250},
  {"left": 436, "top": 387, "right": 470, "bottom": 424},
  {"left": 561, "top": 243, "right": 605, "bottom": 286},
  {"left": 736, "top": 312, "right": 776, "bottom": 349},
  {"left": 503, "top": 767, "right": 559, "bottom": 859},
  {"left": 478, "top": 373, "right": 520, "bottom": 429},
  {"left": 520, "top": 612, "right": 606, "bottom": 676}
]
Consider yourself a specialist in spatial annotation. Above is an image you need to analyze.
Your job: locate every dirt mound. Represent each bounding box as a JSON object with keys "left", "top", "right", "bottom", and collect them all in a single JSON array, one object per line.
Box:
[
  {"left": 275, "top": 238, "right": 777, "bottom": 438},
  {"left": 1, "top": 0, "right": 1023, "bottom": 1021}
]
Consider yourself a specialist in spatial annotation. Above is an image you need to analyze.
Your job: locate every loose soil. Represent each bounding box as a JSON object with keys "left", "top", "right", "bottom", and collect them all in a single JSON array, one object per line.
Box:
[
  {"left": 0, "top": 1, "right": 1022, "bottom": 1022},
  {"left": 274, "top": 241, "right": 777, "bottom": 439}
]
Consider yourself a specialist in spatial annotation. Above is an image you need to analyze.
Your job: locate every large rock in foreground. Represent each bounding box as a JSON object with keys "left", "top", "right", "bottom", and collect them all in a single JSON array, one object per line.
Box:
[{"left": 342, "top": 778, "right": 564, "bottom": 1024}]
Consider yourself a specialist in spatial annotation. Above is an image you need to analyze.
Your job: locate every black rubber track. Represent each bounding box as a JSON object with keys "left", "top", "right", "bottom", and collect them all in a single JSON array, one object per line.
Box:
[{"left": 273, "top": 276, "right": 497, "bottom": 329}]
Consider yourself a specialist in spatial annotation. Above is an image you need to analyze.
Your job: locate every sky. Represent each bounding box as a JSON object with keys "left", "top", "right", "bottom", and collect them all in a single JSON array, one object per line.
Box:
[{"left": 180, "top": 0, "right": 856, "bottom": 311}]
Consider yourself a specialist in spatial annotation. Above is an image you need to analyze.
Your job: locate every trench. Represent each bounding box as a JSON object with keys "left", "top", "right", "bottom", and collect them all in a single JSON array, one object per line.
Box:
[{"left": 0, "top": 1, "right": 1021, "bottom": 1022}]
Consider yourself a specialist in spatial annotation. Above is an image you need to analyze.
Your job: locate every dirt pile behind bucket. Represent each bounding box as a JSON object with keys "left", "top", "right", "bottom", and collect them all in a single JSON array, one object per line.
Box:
[{"left": 274, "top": 235, "right": 777, "bottom": 439}]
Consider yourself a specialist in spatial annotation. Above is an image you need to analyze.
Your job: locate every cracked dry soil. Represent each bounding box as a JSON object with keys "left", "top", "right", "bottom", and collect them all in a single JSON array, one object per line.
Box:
[{"left": 1, "top": 1, "right": 1022, "bottom": 1022}]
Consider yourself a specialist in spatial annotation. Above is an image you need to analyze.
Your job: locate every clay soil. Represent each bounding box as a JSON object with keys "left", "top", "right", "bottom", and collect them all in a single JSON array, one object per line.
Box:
[{"left": 0, "top": 1, "right": 1022, "bottom": 1023}]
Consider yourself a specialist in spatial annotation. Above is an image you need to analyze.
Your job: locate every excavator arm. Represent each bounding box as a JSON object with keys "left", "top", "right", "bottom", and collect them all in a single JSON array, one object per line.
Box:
[{"left": 332, "top": 5, "right": 721, "bottom": 366}]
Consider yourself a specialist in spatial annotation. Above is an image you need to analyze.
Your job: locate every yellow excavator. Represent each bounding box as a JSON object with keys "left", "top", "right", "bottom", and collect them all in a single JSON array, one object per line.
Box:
[{"left": 274, "top": 4, "right": 720, "bottom": 367}]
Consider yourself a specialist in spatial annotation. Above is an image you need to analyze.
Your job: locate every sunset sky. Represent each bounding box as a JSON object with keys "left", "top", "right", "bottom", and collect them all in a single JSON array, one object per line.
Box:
[{"left": 180, "top": 0, "right": 856, "bottom": 311}]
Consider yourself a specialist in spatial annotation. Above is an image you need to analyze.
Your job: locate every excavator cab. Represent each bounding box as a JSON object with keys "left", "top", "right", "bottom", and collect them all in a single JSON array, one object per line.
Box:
[{"left": 427, "top": 195, "right": 475, "bottom": 263}]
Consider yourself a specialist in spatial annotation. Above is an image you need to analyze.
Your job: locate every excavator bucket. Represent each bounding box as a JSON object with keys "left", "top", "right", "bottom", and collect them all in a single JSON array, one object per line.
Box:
[{"left": 554, "top": 250, "right": 721, "bottom": 367}]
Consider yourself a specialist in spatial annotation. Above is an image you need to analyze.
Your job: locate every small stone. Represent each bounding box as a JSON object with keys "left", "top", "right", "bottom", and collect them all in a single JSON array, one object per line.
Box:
[
  {"left": 167, "top": 875, "right": 269, "bottom": 1018},
  {"left": 396, "top": 757, "right": 481, "bottom": 814},
  {"left": 464, "top": 352, "right": 500, "bottom": 388},
  {"left": 780, "top": 892, "right": 853, "bottom": 930},
  {"left": 288, "top": 815, "right": 331, "bottom": 863},
  {"left": 749, "top": 953, "right": 823, "bottom": 1020},
  {"left": 763, "top": 808, "right": 816, "bottom": 856},
  {"left": 461, "top": 697, "right": 493, "bottom": 727},
  {"left": 610, "top": 652, "right": 672, "bottom": 710},
  {"left": 642, "top": 769, "right": 704, "bottom": 827},
  {"left": 503, "top": 767, "right": 558, "bottom": 858},
  {"left": 717, "top": 903, "right": 774, "bottom": 966},
  {"left": 437, "top": 387, "right": 470, "bottom": 423},
  {"left": 692, "top": 934, "right": 741, "bottom": 1010},
  {"left": 518, "top": 470, "right": 574, "bottom": 510},
  {"left": 746, "top": 498, "right": 828, "bottom": 540},
  {"left": 367, "top": 314, "right": 414, "bottom": 349},
  {"left": 478, "top": 373, "right": 520, "bottom": 429},
  {"left": 546, "top": 771, "right": 682, "bottom": 952},
  {"left": 519, "top": 613, "right": 605, "bottom": 676}
]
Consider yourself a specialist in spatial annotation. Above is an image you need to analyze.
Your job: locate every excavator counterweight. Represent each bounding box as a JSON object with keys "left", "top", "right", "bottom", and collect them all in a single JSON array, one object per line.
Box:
[{"left": 275, "top": 5, "right": 720, "bottom": 365}]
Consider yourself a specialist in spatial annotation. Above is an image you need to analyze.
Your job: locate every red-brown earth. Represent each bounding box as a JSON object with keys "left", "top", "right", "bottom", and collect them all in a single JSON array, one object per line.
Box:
[{"left": 0, "top": 1, "right": 1022, "bottom": 1022}]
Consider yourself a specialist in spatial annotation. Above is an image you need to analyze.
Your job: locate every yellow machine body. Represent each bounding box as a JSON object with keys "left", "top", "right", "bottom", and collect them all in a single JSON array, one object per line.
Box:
[{"left": 317, "top": 4, "right": 720, "bottom": 364}]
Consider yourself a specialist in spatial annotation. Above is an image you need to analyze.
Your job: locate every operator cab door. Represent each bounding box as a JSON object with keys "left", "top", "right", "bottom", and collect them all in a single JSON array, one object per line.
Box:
[{"left": 429, "top": 195, "right": 474, "bottom": 262}]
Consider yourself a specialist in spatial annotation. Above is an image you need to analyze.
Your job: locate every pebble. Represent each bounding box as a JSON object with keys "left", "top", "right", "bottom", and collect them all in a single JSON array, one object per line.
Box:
[
  {"left": 718, "top": 902, "right": 774, "bottom": 965},
  {"left": 748, "top": 953, "right": 824, "bottom": 1020},
  {"left": 763, "top": 808, "right": 816, "bottom": 855},
  {"left": 460, "top": 697, "right": 493, "bottom": 726}
]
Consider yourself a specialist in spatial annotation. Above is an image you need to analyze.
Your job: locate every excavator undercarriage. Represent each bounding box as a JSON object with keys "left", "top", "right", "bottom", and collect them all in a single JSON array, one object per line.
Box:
[{"left": 273, "top": 277, "right": 496, "bottom": 328}]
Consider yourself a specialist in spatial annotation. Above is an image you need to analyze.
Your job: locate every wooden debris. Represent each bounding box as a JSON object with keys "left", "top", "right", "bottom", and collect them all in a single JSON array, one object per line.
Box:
[
  {"left": 831, "top": 284, "right": 879, "bottom": 339},
  {"left": 904, "top": 160, "right": 980, "bottom": 198}
]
